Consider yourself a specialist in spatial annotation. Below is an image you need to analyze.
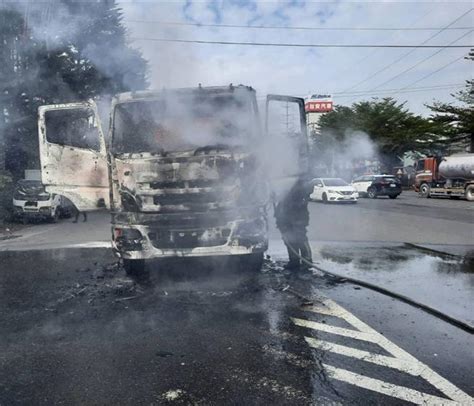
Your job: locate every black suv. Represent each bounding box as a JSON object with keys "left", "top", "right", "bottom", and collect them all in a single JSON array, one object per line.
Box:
[{"left": 352, "top": 175, "right": 402, "bottom": 199}]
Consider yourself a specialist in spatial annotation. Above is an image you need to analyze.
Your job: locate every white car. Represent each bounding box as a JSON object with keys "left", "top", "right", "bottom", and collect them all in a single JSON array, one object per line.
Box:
[{"left": 310, "top": 178, "right": 358, "bottom": 203}]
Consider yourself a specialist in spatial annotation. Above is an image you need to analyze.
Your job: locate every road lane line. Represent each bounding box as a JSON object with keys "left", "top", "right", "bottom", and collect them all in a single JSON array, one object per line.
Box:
[
  {"left": 305, "top": 337, "right": 423, "bottom": 376},
  {"left": 298, "top": 298, "right": 473, "bottom": 403},
  {"left": 291, "top": 317, "right": 377, "bottom": 343},
  {"left": 0, "top": 240, "right": 111, "bottom": 251},
  {"left": 323, "top": 364, "right": 459, "bottom": 405}
]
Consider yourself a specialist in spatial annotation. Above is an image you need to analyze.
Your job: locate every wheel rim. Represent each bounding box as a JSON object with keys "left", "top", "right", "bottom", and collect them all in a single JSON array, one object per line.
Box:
[
  {"left": 466, "top": 187, "right": 474, "bottom": 200},
  {"left": 420, "top": 184, "right": 429, "bottom": 197}
]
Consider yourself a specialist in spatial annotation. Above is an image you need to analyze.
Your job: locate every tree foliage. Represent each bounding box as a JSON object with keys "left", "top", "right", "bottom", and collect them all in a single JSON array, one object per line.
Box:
[
  {"left": 427, "top": 49, "right": 474, "bottom": 153},
  {"left": 316, "top": 98, "right": 439, "bottom": 170},
  {"left": 0, "top": 0, "right": 148, "bottom": 177}
]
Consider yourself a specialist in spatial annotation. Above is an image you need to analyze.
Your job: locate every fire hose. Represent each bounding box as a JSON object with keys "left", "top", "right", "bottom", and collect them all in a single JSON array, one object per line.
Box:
[{"left": 284, "top": 242, "right": 474, "bottom": 335}]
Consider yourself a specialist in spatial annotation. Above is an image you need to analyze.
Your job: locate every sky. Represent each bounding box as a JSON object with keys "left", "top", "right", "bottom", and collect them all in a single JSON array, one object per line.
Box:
[{"left": 118, "top": 0, "right": 473, "bottom": 116}]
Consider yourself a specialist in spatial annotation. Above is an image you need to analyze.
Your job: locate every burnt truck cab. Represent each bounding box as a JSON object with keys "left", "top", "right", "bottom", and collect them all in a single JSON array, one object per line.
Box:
[
  {"left": 109, "top": 86, "right": 270, "bottom": 270},
  {"left": 38, "top": 85, "right": 308, "bottom": 273}
]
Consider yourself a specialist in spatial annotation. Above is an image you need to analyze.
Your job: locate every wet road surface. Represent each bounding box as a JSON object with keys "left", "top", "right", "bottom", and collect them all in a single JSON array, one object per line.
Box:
[
  {"left": 1, "top": 246, "right": 472, "bottom": 405},
  {"left": 1, "top": 191, "right": 472, "bottom": 253},
  {"left": 312, "top": 241, "right": 474, "bottom": 327},
  {"left": 306, "top": 191, "right": 474, "bottom": 245}
]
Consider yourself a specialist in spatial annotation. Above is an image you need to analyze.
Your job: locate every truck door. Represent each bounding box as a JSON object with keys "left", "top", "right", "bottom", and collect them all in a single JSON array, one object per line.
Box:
[
  {"left": 265, "top": 95, "right": 309, "bottom": 200},
  {"left": 38, "top": 101, "right": 110, "bottom": 211}
]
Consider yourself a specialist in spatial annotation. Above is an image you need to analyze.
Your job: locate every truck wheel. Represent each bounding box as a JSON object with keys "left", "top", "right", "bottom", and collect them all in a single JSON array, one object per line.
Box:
[
  {"left": 123, "top": 259, "right": 146, "bottom": 275},
  {"left": 465, "top": 185, "right": 474, "bottom": 201},
  {"left": 367, "top": 188, "right": 377, "bottom": 199},
  {"left": 322, "top": 193, "right": 328, "bottom": 204},
  {"left": 419, "top": 183, "right": 431, "bottom": 198},
  {"left": 389, "top": 194, "right": 398, "bottom": 199}
]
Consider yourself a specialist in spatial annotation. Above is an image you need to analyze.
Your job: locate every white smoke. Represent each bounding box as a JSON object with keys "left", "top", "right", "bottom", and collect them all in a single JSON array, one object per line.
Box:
[{"left": 313, "top": 129, "right": 380, "bottom": 180}]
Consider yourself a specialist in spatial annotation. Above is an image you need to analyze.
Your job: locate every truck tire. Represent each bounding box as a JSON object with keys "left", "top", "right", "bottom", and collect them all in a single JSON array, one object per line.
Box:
[
  {"left": 123, "top": 259, "right": 146, "bottom": 276},
  {"left": 465, "top": 185, "right": 474, "bottom": 201},
  {"left": 389, "top": 194, "right": 398, "bottom": 199},
  {"left": 419, "top": 183, "right": 431, "bottom": 198},
  {"left": 322, "top": 193, "right": 328, "bottom": 204}
]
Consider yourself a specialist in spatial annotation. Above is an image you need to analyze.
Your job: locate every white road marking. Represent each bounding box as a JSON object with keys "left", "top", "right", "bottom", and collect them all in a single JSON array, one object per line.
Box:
[
  {"left": 323, "top": 364, "right": 459, "bottom": 405},
  {"left": 292, "top": 296, "right": 473, "bottom": 404},
  {"left": 291, "top": 317, "right": 377, "bottom": 343},
  {"left": 0, "top": 240, "right": 111, "bottom": 251},
  {"left": 305, "top": 337, "right": 424, "bottom": 376}
]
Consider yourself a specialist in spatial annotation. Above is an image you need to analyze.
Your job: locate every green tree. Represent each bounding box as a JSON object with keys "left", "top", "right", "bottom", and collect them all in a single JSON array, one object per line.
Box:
[
  {"left": 427, "top": 49, "right": 474, "bottom": 153},
  {"left": 0, "top": 0, "right": 148, "bottom": 178},
  {"left": 317, "top": 98, "right": 440, "bottom": 170}
]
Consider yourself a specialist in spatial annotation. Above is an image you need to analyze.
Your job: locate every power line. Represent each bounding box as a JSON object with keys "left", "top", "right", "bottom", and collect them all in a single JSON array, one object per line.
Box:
[
  {"left": 126, "top": 19, "right": 474, "bottom": 32},
  {"left": 402, "top": 55, "right": 470, "bottom": 89},
  {"left": 328, "top": 9, "right": 435, "bottom": 82},
  {"left": 333, "top": 83, "right": 464, "bottom": 96},
  {"left": 335, "top": 85, "right": 464, "bottom": 99},
  {"left": 131, "top": 37, "right": 472, "bottom": 48},
  {"left": 339, "top": 8, "right": 473, "bottom": 92},
  {"left": 371, "top": 29, "right": 473, "bottom": 90},
  {"left": 255, "top": 83, "right": 464, "bottom": 101}
]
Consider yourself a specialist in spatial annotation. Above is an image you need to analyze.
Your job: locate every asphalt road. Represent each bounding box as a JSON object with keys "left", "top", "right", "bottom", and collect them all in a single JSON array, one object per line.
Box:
[
  {"left": 305, "top": 191, "right": 474, "bottom": 246},
  {"left": 0, "top": 191, "right": 473, "bottom": 405},
  {"left": 1, "top": 191, "right": 472, "bottom": 251}
]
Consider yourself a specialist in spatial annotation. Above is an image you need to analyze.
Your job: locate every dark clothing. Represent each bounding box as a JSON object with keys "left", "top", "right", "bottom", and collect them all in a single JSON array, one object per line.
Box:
[
  {"left": 73, "top": 209, "right": 87, "bottom": 223},
  {"left": 274, "top": 180, "right": 312, "bottom": 268}
]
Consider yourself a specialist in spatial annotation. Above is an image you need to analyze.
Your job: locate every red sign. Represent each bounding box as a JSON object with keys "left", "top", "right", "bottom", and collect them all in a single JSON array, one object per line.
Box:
[{"left": 305, "top": 101, "right": 333, "bottom": 113}]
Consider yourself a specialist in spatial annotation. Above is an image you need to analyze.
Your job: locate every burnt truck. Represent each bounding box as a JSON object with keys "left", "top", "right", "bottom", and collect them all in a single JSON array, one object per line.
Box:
[
  {"left": 38, "top": 85, "right": 308, "bottom": 273},
  {"left": 414, "top": 153, "right": 474, "bottom": 201}
]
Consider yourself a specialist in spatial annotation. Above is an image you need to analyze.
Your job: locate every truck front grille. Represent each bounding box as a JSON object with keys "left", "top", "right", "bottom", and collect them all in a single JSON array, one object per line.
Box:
[{"left": 148, "top": 228, "right": 229, "bottom": 249}]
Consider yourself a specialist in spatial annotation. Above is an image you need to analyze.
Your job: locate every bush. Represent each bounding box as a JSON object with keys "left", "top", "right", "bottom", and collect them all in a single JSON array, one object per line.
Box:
[{"left": 0, "top": 170, "right": 15, "bottom": 224}]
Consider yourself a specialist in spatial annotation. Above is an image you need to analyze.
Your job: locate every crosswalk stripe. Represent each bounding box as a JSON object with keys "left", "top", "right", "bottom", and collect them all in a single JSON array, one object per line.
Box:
[
  {"left": 291, "top": 317, "right": 377, "bottom": 343},
  {"left": 305, "top": 337, "right": 423, "bottom": 376},
  {"left": 323, "top": 364, "right": 459, "bottom": 405},
  {"left": 293, "top": 297, "right": 473, "bottom": 403}
]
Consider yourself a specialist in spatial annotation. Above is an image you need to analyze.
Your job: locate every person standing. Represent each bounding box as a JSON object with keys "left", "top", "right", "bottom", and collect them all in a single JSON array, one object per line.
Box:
[{"left": 274, "top": 178, "right": 312, "bottom": 270}]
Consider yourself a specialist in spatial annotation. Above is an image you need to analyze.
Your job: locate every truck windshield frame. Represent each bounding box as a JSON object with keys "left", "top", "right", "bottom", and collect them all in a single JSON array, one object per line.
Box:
[{"left": 111, "top": 91, "right": 258, "bottom": 155}]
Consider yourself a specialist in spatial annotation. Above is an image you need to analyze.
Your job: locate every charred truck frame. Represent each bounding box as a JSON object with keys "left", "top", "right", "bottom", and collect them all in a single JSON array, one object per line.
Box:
[{"left": 38, "top": 85, "right": 308, "bottom": 273}]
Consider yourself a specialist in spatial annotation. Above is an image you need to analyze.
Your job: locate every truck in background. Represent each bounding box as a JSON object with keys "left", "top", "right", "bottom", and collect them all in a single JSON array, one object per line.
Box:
[
  {"left": 12, "top": 169, "right": 73, "bottom": 223},
  {"left": 414, "top": 153, "right": 474, "bottom": 201}
]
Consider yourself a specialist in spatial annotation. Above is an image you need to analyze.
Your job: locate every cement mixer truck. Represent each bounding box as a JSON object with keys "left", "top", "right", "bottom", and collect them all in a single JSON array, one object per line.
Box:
[{"left": 414, "top": 153, "right": 474, "bottom": 201}]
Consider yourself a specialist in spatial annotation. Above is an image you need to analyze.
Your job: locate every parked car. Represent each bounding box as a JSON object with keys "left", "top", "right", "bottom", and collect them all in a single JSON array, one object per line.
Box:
[
  {"left": 310, "top": 178, "right": 358, "bottom": 203},
  {"left": 12, "top": 179, "right": 73, "bottom": 224},
  {"left": 352, "top": 175, "right": 402, "bottom": 199}
]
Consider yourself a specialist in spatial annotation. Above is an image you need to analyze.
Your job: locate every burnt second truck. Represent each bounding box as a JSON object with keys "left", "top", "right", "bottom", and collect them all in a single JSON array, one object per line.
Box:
[
  {"left": 414, "top": 153, "right": 474, "bottom": 201},
  {"left": 38, "top": 85, "right": 308, "bottom": 273}
]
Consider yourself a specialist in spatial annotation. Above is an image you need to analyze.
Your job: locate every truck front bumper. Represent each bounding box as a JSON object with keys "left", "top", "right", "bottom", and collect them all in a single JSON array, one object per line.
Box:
[{"left": 111, "top": 215, "right": 268, "bottom": 260}]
